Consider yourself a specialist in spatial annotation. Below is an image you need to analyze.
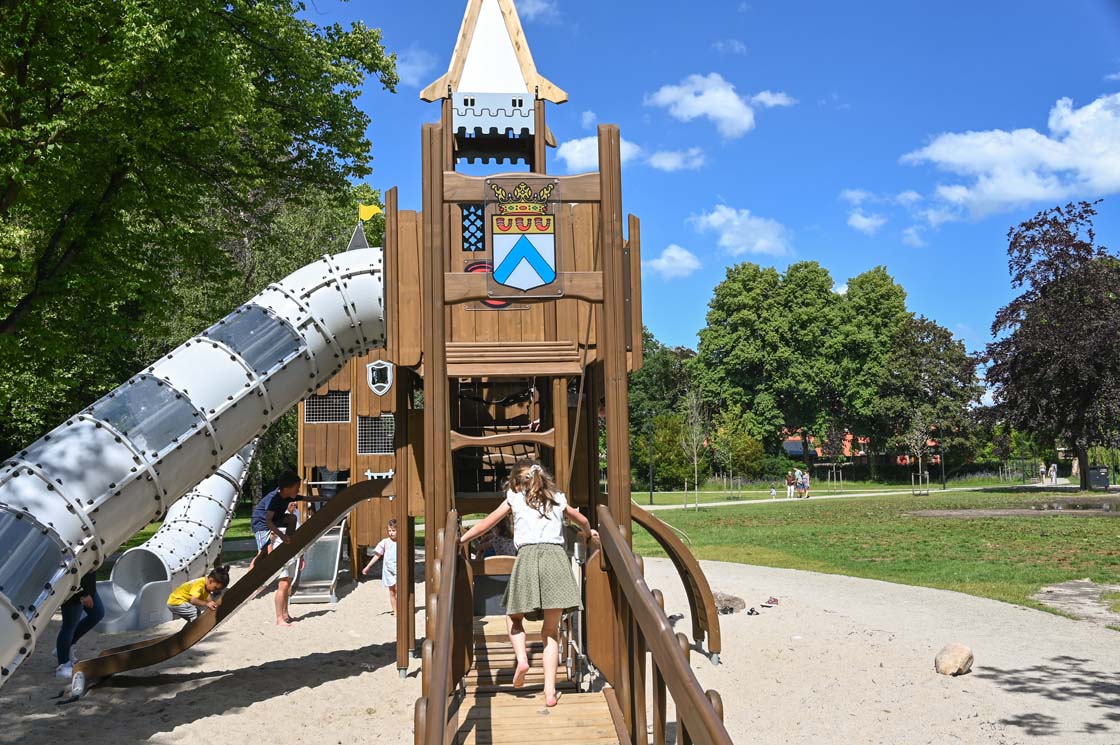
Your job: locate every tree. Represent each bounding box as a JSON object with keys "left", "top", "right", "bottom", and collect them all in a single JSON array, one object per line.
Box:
[
  {"left": 0, "top": 2, "right": 396, "bottom": 455},
  {"left": 985, "top": 201, "right": 1120, "bottom": 489},
  {"left": 629, "top": 327, "right": 691, "bottom": 438},
  {"left": 631, "top": 413, "right": 696, "bottom": 491},
  {"left": 679, "top": 387, "right": 710, "bottom": 490},
  {"left": 693, "top": 261, "right": 836, "bottom": 454},
  {"left": 833, "top": 267, "right": 910, "bottom": 475},
  {"left": 712, "top": 404, "right": 765, "bottom": 486}
]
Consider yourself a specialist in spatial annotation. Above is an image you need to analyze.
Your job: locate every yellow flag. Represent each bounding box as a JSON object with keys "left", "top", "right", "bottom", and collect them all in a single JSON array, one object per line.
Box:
[{"left": 359, "top": 203, "right": 383, "bottom": 221}]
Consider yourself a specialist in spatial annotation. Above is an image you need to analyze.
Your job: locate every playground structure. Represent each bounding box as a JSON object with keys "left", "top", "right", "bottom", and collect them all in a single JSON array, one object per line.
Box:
[
  {"left": 98, "top": 443, "right": 257, "bottom": 632},
  {"left": 0, "top": 2, "right": 732, "bottom": 744}
]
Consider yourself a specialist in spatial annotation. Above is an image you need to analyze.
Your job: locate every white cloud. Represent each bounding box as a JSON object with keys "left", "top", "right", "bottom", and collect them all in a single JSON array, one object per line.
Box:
[
  {"left": 518, "top": 0, "right": 557, "bottom": 20},
  {"left": 644, "top": 244, "right": 701, "bottom": 279},
  {"left": 901, "top": 93, "right": 1120, "bottom": 215},
  {"left": 901, "top": 226, "right": 927, "bottom": 247},
  {"left": 645, "top": 73, "right": 794, "bottom": 138},
  {"left": 713, "top": 39, "right": 747, "bottom": 55},
  {"left": 1106, "top": 72, "right": 1120, "bottom": 81},
  {"left": 580, "top": 110, "right": 597, "bottom": 130},
  {"left": 847, "top": 209, "right": 887, "bottom": 235},
  {"left": 396, "top": 46, "right": 437, "bottom": 88},
  {"left": 648, "top": 147, "right": 706, "bottom": 172},
  {"left": 691, "top": 205, "right": 791, "bottom": 256},
  {"left": 839, "top": 188, "right": 872, "bottom": 205},
  {"left": 555, "top": 135, "right": 642, "bottom": 173},
  {"left": 895, "top": 190, "right": 922, "bottom": 206},
  {"left": 834, "top": 283, "right": 848, "bottom": 295},
  {"left": 750, "top": 90, "right": 797, "bottom": 108}
]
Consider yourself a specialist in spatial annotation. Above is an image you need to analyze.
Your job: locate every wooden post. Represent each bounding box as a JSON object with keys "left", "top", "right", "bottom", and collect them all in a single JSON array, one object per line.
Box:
[
  {"left": 532, "top": 98, "right": 547, "bottom": 173},
  {"left": 597, "top": 125, "right": 631, "bottom": 538},
  {"left": 421, "top": 123, "right": 452, "bottom": 607},
  {"left": 553, "top": 377, "right": 570, "bottom": 492}
]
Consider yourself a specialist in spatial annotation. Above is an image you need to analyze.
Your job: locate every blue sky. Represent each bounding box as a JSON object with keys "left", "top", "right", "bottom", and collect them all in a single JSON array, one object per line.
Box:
[{"left": 314, "top": 0, "right": 1120, "bottom": 353}]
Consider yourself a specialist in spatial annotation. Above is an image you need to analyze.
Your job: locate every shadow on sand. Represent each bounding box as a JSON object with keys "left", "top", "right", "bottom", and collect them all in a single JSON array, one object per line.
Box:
[{"left": 975, "top": 655, "right": 1120, "bottom": 737}]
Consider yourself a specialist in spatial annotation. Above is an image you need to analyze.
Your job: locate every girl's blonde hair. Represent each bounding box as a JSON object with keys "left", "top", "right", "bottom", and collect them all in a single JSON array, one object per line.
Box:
[{"left": 508, "top": 460, "right": 559, "bottom": 518}]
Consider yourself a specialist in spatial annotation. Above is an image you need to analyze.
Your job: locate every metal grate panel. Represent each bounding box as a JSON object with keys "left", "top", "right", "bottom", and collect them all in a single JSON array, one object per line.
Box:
[
  {"left": 357, "top": 415, "right": 396, "bottom": 455},
  {"left": 304, "top": 391, "right": 351, "bottom": 423},
  {"left": 462, "top": 203, "right": 485, "bottom": 251}
]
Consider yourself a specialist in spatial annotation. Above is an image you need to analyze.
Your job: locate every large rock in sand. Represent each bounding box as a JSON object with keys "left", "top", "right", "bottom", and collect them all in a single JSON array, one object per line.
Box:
[{"left": 934, "top": 643, "right": 974, "bottom": 676}]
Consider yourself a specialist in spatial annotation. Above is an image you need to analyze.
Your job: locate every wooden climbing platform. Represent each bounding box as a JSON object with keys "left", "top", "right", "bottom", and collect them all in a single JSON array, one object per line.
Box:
[{"left": 447, "top": 615, "right": 622, "bottom": 745}]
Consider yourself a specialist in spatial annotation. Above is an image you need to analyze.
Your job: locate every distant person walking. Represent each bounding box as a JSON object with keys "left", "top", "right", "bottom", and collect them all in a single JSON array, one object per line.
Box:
[
  {"left": 363, "top": 518, "right": 399, "bottom": 615},
  {"left": 785, "top": 471, "right": 796, "bottom": 498},
  {"left": 1049, "top": 463, "right": 1058, "bottom": 485},
  {"left": 1039, "top": 462, "right": 1047, "bottom": 484},
  {"left": 802, "top": 472, "right": 811, "bottom": 499}
]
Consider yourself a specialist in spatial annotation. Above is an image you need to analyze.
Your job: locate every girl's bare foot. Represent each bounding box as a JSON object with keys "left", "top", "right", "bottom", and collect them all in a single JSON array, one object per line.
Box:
[
  {"left": 512, "top": 661, "right": 530, "bottom": 688},
  {"left": 545, "top": 692, "right": 559, "bottom": 708},
  {"left": 276, "top": 618, "right": 293, "bottom": 627},
  {"left": 283, "top": 615, "right": 294, "bottom": 623}
]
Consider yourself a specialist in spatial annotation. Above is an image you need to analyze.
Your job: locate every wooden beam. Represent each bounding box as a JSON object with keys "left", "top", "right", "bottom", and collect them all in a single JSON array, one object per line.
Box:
[
  {"left": 598, "top": 125, "right": 632, "bottom": 539},
  {"left": 450, "top": 428, "right": 556, "bottom": 452},
  {"left": 421, "top": 123, "right": 452, "bottom": 608},
  {"left": 532, "top": 98, "right": 547, "bottom": 173},
  {"left": 628, "top": 214, "right": 644, "bottom": 372},
  {"left": 443, "top": 171, "right": 600, "bottom": 203},
  {"left": 444, "top": 271, "right": 604, "bottom": 304}
]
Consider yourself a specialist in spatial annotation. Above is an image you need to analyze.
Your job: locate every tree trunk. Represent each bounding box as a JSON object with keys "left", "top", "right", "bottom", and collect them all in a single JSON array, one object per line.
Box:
[
  {"left": 801, "top": 432, "right": 811, "bottom": 465},
  {"left": 1076, "top": 444, "right": 1090, "bottom": 491}
]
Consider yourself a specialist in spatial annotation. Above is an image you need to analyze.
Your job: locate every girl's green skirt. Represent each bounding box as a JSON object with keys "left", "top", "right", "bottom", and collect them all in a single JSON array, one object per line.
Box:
[{"left": 502, "top": 543, "right": 582, "bottom": 620}]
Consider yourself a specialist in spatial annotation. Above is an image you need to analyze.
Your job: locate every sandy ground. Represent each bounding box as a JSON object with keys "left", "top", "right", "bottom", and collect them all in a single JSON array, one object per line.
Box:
[{"left": 2, "top": 559, "right": 1119, "bottom": 745}]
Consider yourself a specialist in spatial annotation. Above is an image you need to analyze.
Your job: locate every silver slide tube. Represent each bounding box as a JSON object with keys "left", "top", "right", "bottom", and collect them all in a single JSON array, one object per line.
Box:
[
  {"left": 0, "top": 248, "right": 384, "bottom": 683},
  {"left": 98, "top": 443, "right": 255, "bottom": 632}
]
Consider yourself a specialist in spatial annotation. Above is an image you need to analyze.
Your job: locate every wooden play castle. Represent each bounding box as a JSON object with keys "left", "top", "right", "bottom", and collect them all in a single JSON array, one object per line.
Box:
[{"left": 296, "top": 2, "right": 734, "bottom": 743}]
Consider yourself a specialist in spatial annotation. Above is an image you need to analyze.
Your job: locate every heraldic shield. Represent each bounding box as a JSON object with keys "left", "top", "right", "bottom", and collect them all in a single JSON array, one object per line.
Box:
[{"left": 488, "top": 181, "right": 558, "bottom": 293}]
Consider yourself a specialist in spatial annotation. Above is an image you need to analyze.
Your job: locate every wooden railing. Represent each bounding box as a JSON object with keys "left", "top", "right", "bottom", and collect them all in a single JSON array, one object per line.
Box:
[
  {"left": 589, "top": 506, "right": 732, "bottom": 745},
  {"left": 630, "top": 503, "right": 722, "bottom": 660},
  {"left": 414, "top": 510, "right": 470, "bottom": 745}
]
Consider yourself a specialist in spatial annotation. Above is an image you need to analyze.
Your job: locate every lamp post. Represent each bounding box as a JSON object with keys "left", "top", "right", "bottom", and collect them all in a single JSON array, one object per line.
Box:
[
  {"left": 648, "top": 411, "right": 655, "bottom": 506},
  {"left": 939, "top": 423, "right": 947, "bottom": 490}
]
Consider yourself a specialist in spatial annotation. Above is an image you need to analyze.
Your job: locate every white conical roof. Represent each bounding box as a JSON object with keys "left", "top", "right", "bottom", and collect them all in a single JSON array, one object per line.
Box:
[{"left": 421, "top": 0, "right": 567, "bottom": 103}]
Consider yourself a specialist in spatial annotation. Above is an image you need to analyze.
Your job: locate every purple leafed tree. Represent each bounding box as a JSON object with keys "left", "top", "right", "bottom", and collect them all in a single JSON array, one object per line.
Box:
[{"left": 985, "top": 201, "right": 1120, "bottom": 489}]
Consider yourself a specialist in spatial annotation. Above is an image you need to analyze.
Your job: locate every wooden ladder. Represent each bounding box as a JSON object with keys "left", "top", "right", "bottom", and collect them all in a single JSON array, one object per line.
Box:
[{"left": 449, "top": 616, "right": 625, "bottom": 745}]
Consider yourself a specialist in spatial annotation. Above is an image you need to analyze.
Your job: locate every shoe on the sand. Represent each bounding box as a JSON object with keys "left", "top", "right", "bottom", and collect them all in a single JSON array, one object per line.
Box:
[{"left": 55, "top": 662, "right": 73, "bottom": 679}]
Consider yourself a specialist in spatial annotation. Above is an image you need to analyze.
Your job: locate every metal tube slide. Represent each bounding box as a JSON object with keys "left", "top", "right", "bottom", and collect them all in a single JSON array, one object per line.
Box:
[
  {"left": 98, "top": 443, "right": 256, "bottom": 632},
  {"left": 0, "top": 248, "right": 384, "bottom": 684}
]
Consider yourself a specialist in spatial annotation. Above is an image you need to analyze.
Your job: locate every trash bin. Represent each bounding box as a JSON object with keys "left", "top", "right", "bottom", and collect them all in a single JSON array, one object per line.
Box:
[{"left": 1088, "top": 466, "right": 1110, "bottom": 490}]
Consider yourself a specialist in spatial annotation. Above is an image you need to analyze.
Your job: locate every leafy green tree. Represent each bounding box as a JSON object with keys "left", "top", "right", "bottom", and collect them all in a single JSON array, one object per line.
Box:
[
  {"left": 629, "top": 326, "right": 691, "bottom": 437},
  {"left": 711, "top": 404, "right": 764, "bottom": 482},
  {"left": 985, "top": 201, "right": 1120, "bottom": 488},
  {"left": 832, "top": 267, "right": 909, "bottom": 473},
  {"left": 0, "top": 1, "right": 396, "bottom": 456},
  {"left": 631, "top": 413, "right": 699, "bottom": 491}
]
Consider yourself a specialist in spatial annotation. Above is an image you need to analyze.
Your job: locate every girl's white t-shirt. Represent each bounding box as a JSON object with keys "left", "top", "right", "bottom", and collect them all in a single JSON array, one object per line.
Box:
[{"left": 506, "top": 489, "right": 567, "bottom": 548}]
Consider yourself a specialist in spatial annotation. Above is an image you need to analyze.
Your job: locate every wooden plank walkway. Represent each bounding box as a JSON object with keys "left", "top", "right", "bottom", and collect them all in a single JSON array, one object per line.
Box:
[{"left": 449, "top": 616, "right": 623, "bottom": 745}]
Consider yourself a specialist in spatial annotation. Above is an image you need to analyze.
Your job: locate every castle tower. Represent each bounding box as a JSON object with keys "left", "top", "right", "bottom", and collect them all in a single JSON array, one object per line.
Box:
[{"left": 420, "top": 0, "right": 565, "bottom": 169}]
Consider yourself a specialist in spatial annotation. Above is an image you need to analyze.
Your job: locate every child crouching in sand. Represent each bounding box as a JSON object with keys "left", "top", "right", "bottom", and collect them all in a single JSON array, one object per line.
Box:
[
  {"left": 459, "top": 461, "right": 597, "bottom": 708},
  {"left": 167, "top": 566, "right": 230, "bottom": 622}
]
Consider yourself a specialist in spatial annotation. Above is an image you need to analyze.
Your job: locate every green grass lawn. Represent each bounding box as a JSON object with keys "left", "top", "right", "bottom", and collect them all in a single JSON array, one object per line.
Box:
[
  {"left": 632, "top": 489, "right": 1120, "bottom": 610},
  {"left": 631, "top": 476, "right": 1015, "bottom": 507},
  {"left": 116, "top": 516, "right": 256, "bottom": 552}
]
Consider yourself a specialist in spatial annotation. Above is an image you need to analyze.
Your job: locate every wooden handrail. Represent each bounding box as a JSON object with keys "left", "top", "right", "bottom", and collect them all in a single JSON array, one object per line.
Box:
[
  {"left": 418, "top": 510, "right": 461, "bottom": 745},
  {"left": 631, "top": 503, "right": 722, "bottom": 657},
  {"left": 595, "top": 506, "right": 733, "bottom": 745}
]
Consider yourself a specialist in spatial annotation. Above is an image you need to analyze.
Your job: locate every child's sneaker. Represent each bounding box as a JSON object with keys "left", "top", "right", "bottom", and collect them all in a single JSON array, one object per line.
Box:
[{"left": 55, "top": 661, "right": 74, "bottom": 679}]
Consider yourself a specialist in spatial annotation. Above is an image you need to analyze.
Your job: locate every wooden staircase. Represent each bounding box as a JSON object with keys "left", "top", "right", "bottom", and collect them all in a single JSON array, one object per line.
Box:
[{"left": 449, "top": 616, "right": 623, "bottom": 745}]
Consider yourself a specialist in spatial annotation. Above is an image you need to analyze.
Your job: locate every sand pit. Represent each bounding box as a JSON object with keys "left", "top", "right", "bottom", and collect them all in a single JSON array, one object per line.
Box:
[{"left": 2, "top": 559, "right": 1118, "bottom": 744}]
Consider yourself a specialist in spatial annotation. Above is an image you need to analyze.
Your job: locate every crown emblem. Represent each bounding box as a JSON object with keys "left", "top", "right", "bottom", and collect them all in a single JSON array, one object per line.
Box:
[{"left": 490, "top": 182, "right": 555, "bottom": 215}]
